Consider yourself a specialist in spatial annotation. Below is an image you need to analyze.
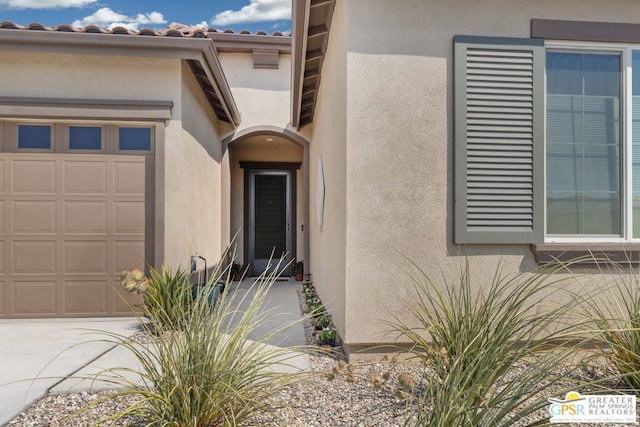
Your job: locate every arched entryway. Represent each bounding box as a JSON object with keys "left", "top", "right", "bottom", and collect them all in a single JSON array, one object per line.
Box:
[{"left": 224, "top": 126, "right": 309, "bottom": 277}]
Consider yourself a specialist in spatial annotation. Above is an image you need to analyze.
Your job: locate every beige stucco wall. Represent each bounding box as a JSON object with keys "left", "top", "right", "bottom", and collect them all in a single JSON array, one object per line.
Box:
[
  {"left": 0, "top": 51, "right": 177, "bottom": 99},
  {"left": 314, "top": 0, "right": 640, "bottom": 347},
  {"left": 218, "top": 52, "right": 292, "bottom": 131},
  {"left": 161, "top": 62, "right": 230, "bottom": 270},
  {"left": 306, "top": 0, "right": 349, "bottom": 340}
]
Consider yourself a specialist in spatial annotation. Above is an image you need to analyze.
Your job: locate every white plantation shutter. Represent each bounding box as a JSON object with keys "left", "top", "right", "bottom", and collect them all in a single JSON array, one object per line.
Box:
[{"left": 454, "top": 36, "right": 545, "bottom": 244}]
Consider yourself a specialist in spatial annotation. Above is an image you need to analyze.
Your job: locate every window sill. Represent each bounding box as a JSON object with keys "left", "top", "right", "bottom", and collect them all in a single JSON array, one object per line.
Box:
[{"left": 530, "top": 243, "right": 640, "bottom": 265}]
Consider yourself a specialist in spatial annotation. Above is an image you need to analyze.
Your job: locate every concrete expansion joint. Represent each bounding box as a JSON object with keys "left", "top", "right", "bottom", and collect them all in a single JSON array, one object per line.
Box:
[{"left": 45, "top": 344, "right": 119, "bottom": 394}]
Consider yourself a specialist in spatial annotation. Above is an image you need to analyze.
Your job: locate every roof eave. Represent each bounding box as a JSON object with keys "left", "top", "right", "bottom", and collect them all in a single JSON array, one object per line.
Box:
[
  {"left": 291, "top": 0, "right": 311, "bottom": 129},
  {"left": 291, "top": 0, "right": 336, "bottom": 130},
  {"left": 0, "top": 29, "right": 240, "bottom": 127},
  {"left": 209, "top": 32, "right": 291, "bottom": 54}
]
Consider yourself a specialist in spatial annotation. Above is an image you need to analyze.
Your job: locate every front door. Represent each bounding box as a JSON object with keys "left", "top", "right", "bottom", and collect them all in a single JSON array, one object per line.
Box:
[{"left": 248, "top": 170, "right": 294, "bottom": 276}]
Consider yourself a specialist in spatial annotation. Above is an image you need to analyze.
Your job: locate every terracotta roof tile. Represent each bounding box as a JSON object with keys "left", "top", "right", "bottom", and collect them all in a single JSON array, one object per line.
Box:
[{"left": 0, "top": 21, "right": 289, "bottom": 38}]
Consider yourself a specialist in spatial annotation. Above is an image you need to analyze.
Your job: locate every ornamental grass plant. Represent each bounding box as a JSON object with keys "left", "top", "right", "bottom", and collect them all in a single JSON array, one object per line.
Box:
[
  {"left": 86, "top": 255, "right": 309, "bottom": 426},
  {"left": 578, "top": 260, "right": 640, "bottom": 392},
  {"left": 387, "top": 259, "right": 596, "bottom": 427}
]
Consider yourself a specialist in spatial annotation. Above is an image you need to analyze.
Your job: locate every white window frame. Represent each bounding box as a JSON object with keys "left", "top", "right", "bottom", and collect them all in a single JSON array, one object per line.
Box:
[{"left": 544, "top": 40, "right": 639, "bottom": 243}]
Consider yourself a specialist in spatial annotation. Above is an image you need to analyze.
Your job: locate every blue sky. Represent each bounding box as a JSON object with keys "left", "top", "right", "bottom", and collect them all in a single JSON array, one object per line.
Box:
[{"left": 0, "top": 0, "right": 291, "bottom": 33}]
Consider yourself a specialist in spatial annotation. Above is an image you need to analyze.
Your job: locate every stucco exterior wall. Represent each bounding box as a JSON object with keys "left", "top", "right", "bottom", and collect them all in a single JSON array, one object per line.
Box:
[
  {"left": 161, "top": 62, "right": 229, "bottom": 269},
  {"left": 218, "top": 52, "right": 292, "bottom": 131},
  {"left": 338, "top": 0, "right": 640, "bottom": 346},
  {"left": 307, "top": 0, "right": 348, "bottom": 340},
  {"left": 0, "top": 51, "right": 177, "bottom": 100}
]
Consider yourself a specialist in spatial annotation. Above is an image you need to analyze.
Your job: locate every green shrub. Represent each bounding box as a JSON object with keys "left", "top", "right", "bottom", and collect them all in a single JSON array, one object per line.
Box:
[
  {"left": 387, "top": 259, "right": 592, "bottom": 426},
  {"left": 93, "top": 256, "right": 308, "bottom": 426},
  {"left": 316, "top": 315, "right": 330, "bottom": 329},
  {"left": 142, "top": 266, "right": 193, "bottom": 330}
]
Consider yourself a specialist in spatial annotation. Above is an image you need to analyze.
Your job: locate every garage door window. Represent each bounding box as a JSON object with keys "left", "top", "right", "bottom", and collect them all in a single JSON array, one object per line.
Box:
[
  {"left": 118, "top": 127, "right": 152, "bottom": 152},
  {"left": 17, "top": 125, "right": 51, "bottom": 150},
  {"left": 69, "top": 126, "right": 102, "bottom": 151}
]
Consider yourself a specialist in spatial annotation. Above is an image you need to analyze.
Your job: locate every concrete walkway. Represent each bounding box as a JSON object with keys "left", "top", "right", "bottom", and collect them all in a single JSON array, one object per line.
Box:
[{"left": 0, "top": 278, "right": 307, "bottom": 425}]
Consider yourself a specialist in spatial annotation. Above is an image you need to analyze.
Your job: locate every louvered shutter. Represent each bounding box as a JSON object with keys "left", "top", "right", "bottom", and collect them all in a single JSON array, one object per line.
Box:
[{"left": 454, "top": 36, "right": 545, "bottom": 244}]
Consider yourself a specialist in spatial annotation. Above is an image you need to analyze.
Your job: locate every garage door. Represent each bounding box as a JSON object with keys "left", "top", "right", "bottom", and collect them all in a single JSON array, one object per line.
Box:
[{"left": 0, "top": 154, "right": 147, "bottom": 317}]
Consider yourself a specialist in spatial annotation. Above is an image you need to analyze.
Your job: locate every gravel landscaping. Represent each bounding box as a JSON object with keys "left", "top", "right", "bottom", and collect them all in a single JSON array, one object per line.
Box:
[
  {"left": 8, "top": 288, "right": 640, "bottom": 426},
  {"left": 9, "top": 353, "right": 640, "bottom": 426}
]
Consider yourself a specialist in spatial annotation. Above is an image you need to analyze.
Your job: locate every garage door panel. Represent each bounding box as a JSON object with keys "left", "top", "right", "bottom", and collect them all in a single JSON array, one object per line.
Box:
[
  {"left": 13, "top": 241, "right": 56, "bottom": 274},
  {"left": 1, "top": 154, "right": 147, "bottom": 317},
  {"left": 114, "top": 202, "right": 145, "bottom": 234},
  {"left": 13, "top": 281, "right": 56, "bottom": 315},
  {"left": 64, "top": 201, "right": 107, "bottom": 234},
  {"left": 0, "top": 161, "right": 6, "bottom": 195},
  {"left": 114, "top": 241, "right": 145, "bottom": 273},
  {"left": 114, "top": 162, "right": 145, "bottom": 195},
  {"left": 0, "top": 282, "right": 4, "bottom": 315},
  {"left": 113, "top": 284, "right": 142, "bottom": 314},
  {"left": 13, "top": 201, "right": 56, "bottom": 234},
  {"left": 64, "top": 241, "right": 107, "bottom": 274},
  {"left": 0, "top": 241, "right": 5, "bottom": 274},
  {"left": 12, "top": 160, "right": 56, "bottom": 194},
  {"left": 63, "top": 161, "right": 107, "bottom": 195},
  {"left": 63, "top": 280, "right": 107, "bottom": 314},
  {"left": 0, "top": 201, "right": 5, "bottom": 234}
]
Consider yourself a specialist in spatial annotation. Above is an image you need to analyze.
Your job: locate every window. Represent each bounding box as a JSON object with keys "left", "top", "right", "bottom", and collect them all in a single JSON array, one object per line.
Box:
[
  {"left": 1, "top": 122, "right": 154, "bottom": 154},
  {"left": 546, "top": 51, "right": 622, "bottom": 236},
  {"left": 69, "top": 126, "right": 102, "bottom": 150},
  {"left": 17, "top": 124, "right": 51, "bottom": 150},
  {"left": 455, "top": 35, "right": 640, "bottom": 244},
  {"left": 118, "top": 127, "right": 152, "bottom": 151}
]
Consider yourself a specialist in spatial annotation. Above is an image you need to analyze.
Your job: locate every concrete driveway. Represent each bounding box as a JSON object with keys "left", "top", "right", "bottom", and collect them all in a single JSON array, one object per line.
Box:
[
  {"left": 0, "top": 317, "right": 140, "bottom": 425},
  {"left": 0, "top": 279, "right": 308, "bottom": 425}
]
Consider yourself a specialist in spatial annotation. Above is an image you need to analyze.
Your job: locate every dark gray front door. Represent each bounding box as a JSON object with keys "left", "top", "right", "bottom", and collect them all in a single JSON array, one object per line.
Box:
[{"left": 248, "top": 171, "right": 293, "bottom": 276}]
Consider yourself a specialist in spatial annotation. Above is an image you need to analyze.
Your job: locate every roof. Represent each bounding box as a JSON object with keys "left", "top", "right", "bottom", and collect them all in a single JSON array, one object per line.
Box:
[
  {"left": 0, "top": 21, "right": 296, "bottom": 126},
  {"left": 0, "top": 21, "right": 288, "bottom": 38},
  {"left": 291, "top": 0, "right": 336, "bottom": 128}
]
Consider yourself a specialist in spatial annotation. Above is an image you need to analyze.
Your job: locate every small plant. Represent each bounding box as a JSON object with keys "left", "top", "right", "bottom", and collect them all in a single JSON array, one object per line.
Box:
[
  {"left": 317, "top": 329, "right": 336, "bottom": 346},
  {"left": 302, "top": 282, "right": 315, "bottom": 294},
  {"left": 143, "top": 267, "right": 193, "bottom": 331},
  {"left": 293, "top": 260, "right": 304, "bottom": 275},
  {"left": 121, "top": 266, "right": 192, "bottom": 330},
  {"left": 231, "top": 262, "right": 246, "bottom": 280},
  {"left": 308, "top": 301, "right": 325, "bottom": 317},
  {"left": 316, "top": 315, "right": 330, "bottom": 329}
]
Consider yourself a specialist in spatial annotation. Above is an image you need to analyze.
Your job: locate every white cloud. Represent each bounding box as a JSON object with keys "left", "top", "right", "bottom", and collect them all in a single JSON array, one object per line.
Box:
[
  {"left": 211, "top": 0, "right": 291, "bottom": 26},
  {"left": 72, "top": 7, "right": 166, "bottom": 30},
  {"left": 0, "top": 0, "right": 96, "bottom": 8}
]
